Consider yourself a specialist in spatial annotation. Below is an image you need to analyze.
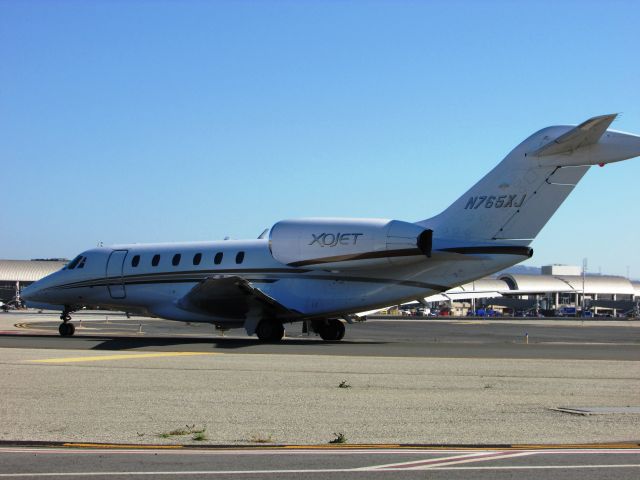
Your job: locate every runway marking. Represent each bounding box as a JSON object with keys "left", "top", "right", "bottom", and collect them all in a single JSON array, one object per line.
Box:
[
  {"left": 0, "top": 465, "right": 640, "bottom": 477},
  {"left": 429, "top": 464, "right": 640, "bottom": 470},
  {"left": 28, "top": 352, "right": 221, "bottom": 363},
  {"left": 360, "top": 450, "right": 536, "bottom": 470},
  {"left": 0, "top": 448, "right": 639, "bottom": 477}
]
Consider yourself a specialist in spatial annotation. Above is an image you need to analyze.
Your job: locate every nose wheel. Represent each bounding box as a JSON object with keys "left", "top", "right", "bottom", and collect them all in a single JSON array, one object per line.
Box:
[
  {"left": 58, "top": 322, "right": 75, "bottom": 337},
  {"left": 59, "top": 307, "right": 76, "bottom": 337}
]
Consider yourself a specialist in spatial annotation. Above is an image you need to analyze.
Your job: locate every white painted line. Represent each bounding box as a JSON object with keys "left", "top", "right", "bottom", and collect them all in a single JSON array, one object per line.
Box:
[
  {"left": 411, "top": 451, "right": 536, "bottom": 469},
  {"left": 429, "top": 464, "right": 640, "bottom": 470},
  {"left": 358, "top": 450, "right": 503, "bottom": 470},
  {"left": 1, "top": 464, "right": 640, "bottom": 477},
  {"left": 0, "top": 469, "right": 346, "bottom": 477}
]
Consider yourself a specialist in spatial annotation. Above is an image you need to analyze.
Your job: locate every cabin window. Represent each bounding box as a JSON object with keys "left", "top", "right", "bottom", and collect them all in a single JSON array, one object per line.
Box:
[
  {"left": 214, "top": 252, "right": 223, "bottom": 265},
  {"left": 77, "top": 257, "right": 86, "bottom": 269},
  {"left": 66, "top": 255, "right": 82, "bottom": 270},
  {"left": 152, "top": 254, "right": 160, "bottom": 267},
  {"left": 236, "top": 251, "right": 245, "bottom": 264},
  {"left": 193, "top": 253, "right": 202, "bottom": 265},
  {"left": 131, "top": 255, "right": 140, "bottom": 267},
  {"left": 172, "top": 253, "right": 181, "bottom": 266}
]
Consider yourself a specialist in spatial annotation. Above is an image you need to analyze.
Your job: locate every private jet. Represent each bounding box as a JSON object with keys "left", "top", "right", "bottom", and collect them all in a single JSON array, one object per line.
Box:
[{"left": 22, "top": 114, "right": 640, "bottom": 341}]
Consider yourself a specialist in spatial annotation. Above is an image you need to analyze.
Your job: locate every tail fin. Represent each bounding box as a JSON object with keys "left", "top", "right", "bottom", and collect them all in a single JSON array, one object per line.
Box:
[{"left": 418, "top": 114, "right": 640, "bottom": 244}]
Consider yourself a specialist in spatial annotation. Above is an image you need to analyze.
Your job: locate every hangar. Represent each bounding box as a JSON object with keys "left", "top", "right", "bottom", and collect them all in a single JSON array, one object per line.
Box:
[{"left": 0, "top": 260, "right": 67, "bottom": 305}]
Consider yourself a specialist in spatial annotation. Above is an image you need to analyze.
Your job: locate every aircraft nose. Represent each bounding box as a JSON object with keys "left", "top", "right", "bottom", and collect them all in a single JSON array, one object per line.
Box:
[{"left": 20, "top": 283, "right": 40, "bottom": 302}]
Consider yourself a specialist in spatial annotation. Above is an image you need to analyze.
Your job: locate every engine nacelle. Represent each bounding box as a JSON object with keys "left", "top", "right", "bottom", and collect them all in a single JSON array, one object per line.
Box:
[{"left": 269, "top": 218, "right": 432, "bottom": 270}]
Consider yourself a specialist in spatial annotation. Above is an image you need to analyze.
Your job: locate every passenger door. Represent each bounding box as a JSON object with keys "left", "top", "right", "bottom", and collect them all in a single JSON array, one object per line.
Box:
[{"left": 106, "top": 250, "right": 128, "bottom": 299}]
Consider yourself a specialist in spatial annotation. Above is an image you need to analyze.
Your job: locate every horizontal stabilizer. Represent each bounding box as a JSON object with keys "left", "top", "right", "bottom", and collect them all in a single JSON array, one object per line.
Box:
[{"left": 530, "top": 114, "right": 617, "bottom": 156}]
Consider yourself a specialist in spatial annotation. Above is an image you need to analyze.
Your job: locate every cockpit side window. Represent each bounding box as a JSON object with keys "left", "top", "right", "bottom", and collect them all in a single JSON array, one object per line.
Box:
[
  {"left": 77, "top": 257, "right": 87, "bottom": 269},
  {"left": 66, "top": 255, "right": 83, "bottom": 270}
]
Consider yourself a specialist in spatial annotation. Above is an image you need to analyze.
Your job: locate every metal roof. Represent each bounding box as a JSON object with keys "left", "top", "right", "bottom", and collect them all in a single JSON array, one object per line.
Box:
[
  {"left": 0, "top": 260, "right": 66, "bottom": 282},
  {"left": 449, "top": 278, "right": 510, "bottom": 293},
  {"left": 499, "top": 274, "right": 636, "bottom": 295}
]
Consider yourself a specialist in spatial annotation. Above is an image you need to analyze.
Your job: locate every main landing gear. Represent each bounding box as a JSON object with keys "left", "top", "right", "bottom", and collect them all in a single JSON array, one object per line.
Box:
[
  {"left": 58, "top": 307, "right": 75, "bottom": 337},
  {"left": 313, "top": 319, "right": 346, "bottom": 341},
  {"left": 255, "top": 319, "right": 285, "bottom": 342}
]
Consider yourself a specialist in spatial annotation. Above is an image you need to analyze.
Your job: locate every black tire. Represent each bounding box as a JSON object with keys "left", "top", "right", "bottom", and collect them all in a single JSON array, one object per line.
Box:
[
  {"left": 318, "top": 319, "right": 345, "bottom": 341},
  {"left": 255, "top": 320, "right": 285, "bottom": 342},
  {"left": 59, "top": 322, "right": 75, "bottom": 337}
]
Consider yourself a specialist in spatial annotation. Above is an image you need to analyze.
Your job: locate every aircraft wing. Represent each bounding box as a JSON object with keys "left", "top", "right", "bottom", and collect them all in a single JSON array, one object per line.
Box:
[
  {"left": 177, "top": 275, "right": 300, "bottom": 320},
  {"left": 530, "top": 113, "right": 617, "bottom": 156}
]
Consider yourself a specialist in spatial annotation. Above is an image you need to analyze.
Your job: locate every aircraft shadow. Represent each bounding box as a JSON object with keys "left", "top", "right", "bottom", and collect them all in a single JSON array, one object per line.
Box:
[{"left": 87, "top": 335, "right": 384, "bottom": 351}]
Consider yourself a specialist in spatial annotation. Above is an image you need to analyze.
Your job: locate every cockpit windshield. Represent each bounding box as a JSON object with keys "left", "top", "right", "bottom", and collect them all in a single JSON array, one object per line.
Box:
[{"left": 65, "top": 255, "right": 83, "bottom": 270}]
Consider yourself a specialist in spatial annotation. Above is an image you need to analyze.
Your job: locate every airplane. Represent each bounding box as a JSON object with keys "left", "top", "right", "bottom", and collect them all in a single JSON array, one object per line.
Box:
[{"left": 21, "top": 114, "right": 640, "bottom": 341}]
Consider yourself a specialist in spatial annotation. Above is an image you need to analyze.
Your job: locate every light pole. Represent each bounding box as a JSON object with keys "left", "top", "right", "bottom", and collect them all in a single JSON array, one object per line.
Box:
[{"left": 582, "top": 258, "right": 587, "bottom": 317}]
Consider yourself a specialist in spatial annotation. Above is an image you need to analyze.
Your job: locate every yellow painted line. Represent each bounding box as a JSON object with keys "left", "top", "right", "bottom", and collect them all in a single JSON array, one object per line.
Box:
[
  {"left": 63, "top": 443, "right": 184, "bottom": 449},
  {"left": 33, "top": 442, "right": 640, "bottom": 451},
  {"left": 29, "top": 352, "right": 221, "bottom": 363},
  {"left": 283, "top": 444, "right": 403, "bottom": 449}
]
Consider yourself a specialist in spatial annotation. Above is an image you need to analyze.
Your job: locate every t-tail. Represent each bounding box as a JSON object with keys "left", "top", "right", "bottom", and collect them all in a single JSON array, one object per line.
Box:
[{"left": 418, "top": 114, "right": 640, "bottom": 245}]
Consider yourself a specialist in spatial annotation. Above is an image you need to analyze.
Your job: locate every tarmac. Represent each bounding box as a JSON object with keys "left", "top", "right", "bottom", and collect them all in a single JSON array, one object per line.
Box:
[
  {"left": 1, "top": 445, "right": 640, "bottom": 479},
  {"left": 0, "top": 310, "right": 638, "bottom": 447}
]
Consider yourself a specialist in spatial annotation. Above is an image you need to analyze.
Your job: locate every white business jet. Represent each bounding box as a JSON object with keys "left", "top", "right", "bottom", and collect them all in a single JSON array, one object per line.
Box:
[{"left": 22, "top": 114, "right": 640, "bottom": 341}]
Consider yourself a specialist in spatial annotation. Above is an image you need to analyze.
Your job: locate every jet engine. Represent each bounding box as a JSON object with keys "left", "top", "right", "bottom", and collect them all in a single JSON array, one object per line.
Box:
[{"left": 269, "top": 218, "right": 432, "bottom": 270}]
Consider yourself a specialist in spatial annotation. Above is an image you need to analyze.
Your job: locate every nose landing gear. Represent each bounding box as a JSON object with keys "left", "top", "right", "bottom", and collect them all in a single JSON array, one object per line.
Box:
[{"left": 58, "top": 307, "right": 76, "bottom": 337}]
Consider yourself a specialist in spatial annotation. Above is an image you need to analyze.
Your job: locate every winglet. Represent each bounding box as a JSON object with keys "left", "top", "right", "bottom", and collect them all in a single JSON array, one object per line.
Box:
[{"left": 530, "top": 113, "right": 618, "bottom": 157}]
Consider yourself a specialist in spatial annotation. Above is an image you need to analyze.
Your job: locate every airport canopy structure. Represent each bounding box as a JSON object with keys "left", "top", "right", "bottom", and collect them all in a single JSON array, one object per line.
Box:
[
  {"left": 423, "top": 269, "right": 639, "bottom": 316},
  {"left": 0, "top": 260, "right": 67, "bottom": 304},
  {"left": 499, "top": 274, "right": 636, "bottom": 296}
]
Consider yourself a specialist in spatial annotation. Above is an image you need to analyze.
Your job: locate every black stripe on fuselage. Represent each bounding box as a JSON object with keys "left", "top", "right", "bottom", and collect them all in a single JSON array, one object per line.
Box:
[
  {"left": 49, "top": 268, "right": 450, "bottom": 292},
  {"left": 439, "top": 246, "right": 533, "bottom": 257},
  {"left": 288, "top": 248, "right": 423, "bottom": 267},
  {"left": 287, "top": 245, "right": 532, "bottom": 268},
  {"left": 54, "top": 268, "right": 308, "bottom": 289}
]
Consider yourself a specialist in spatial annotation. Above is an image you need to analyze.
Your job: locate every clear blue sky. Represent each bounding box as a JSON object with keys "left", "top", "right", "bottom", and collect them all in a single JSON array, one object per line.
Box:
[{"left": 1, "top": 0, "right": 639, "bottom": 277}]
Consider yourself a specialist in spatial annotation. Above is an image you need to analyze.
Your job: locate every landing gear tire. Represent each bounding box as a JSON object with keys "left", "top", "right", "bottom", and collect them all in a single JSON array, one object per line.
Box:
[
  {"left": 59, "top": 322, "right": 75, "bottom": 337},
  {"left": 317, "top": 319, "right": 346, "bottom": 341},
  {"left": 255, "top": 320, "right": 285, "bottom": 342}
]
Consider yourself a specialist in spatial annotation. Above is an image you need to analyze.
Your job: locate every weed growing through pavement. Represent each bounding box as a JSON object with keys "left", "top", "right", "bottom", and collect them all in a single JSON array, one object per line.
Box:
[
  {"left": 158, "top": 424, "right": 207, "bottom": 440},
  {"left": 249, "top": 433, "right": 274, "bottom": 443},
  {"left": 192, "top": 429, "right": 207, "bottom": 441},
  {"left": 329, "top": 432, "right": 347, "bottom": 444},
  {"left": 338, "top": 380, "right": 351, "bottom": 389}
]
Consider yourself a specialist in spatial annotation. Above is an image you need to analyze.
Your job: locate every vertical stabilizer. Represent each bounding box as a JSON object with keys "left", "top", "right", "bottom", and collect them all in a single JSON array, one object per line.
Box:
[{"left": 417, "top": 114, "right": 640, "bottom": 244}]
